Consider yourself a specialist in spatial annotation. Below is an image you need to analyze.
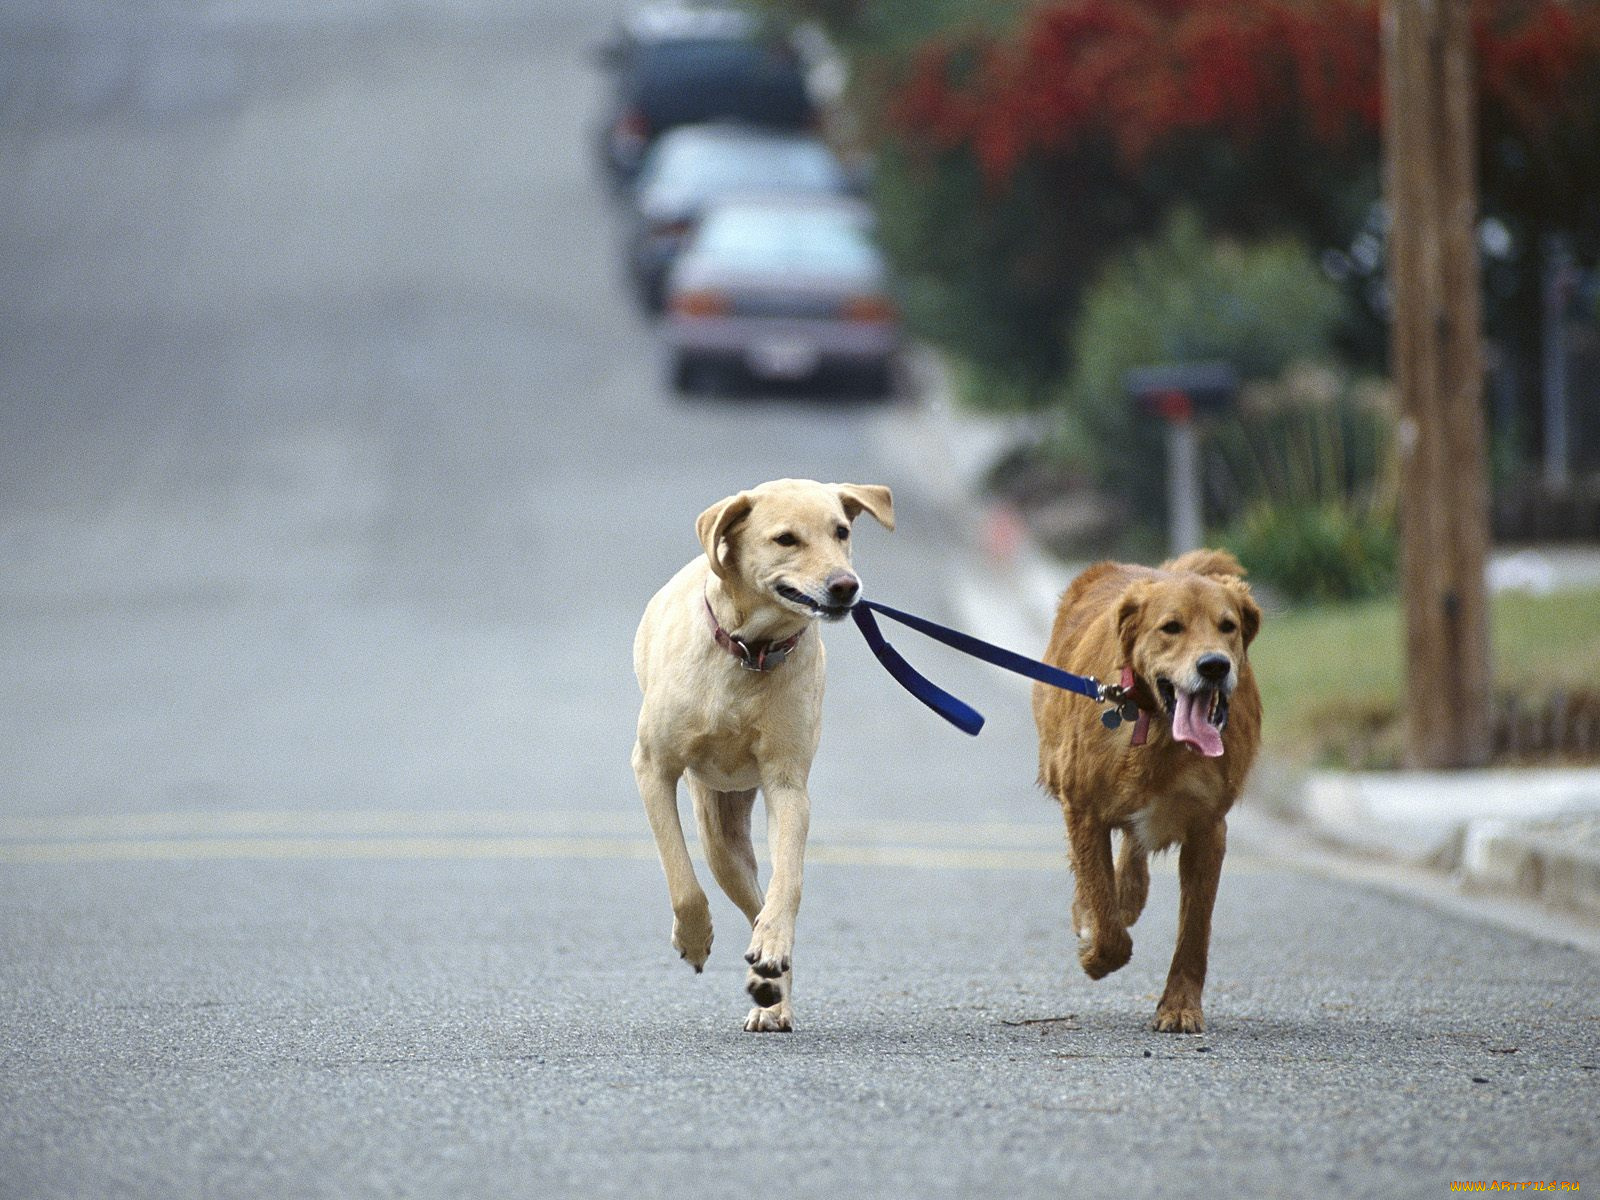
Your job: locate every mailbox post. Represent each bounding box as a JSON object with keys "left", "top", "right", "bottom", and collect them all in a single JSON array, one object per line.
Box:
[{"left": 1123, "top": 363, "right": 1239, "bottom": 557}]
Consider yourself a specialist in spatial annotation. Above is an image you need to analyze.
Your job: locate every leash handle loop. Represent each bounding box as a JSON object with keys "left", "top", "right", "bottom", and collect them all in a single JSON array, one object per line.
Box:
[{"left": 850, "top": 604, "right": 985, "bottom": 736}]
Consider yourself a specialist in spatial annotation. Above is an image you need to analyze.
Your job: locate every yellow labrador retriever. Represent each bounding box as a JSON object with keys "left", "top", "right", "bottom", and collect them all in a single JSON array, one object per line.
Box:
[{"left": 632, "top": 478, "right": 894, "bottom": 1032}]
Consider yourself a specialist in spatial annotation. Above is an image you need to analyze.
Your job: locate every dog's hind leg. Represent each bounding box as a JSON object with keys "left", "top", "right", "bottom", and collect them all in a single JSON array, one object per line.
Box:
[
  {"left": 690, "top": 782, "right": 762, "bottom": 922},
  {"left": 633, "top": 742, "right": 712, "bottom": 972},
  {"left": 1115, "top": 831, "right": 1150, "bottom": 927}
]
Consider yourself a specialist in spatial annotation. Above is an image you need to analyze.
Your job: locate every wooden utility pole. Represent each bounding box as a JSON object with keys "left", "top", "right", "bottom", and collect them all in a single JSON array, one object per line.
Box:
[{"left": 1383, "top": 0, "right": 1493, "bottom": 768}]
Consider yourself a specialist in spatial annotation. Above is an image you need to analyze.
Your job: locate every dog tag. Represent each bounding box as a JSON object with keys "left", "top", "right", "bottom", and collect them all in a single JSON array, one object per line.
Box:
[
  {"left": 1101, "top": 709, "right": 1123, "bottom": 731},
  {"left": 1120, "top": 701, "right": 1140, "bottom": 723}
]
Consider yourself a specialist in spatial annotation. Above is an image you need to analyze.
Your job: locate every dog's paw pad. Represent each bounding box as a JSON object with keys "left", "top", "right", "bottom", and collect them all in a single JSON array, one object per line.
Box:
[
  {"left": 746, "top": 976, "right": 784, "bottom": 1008},
  {"left": 744, "top": 1005, "right": 793, "bottom": 1033}
]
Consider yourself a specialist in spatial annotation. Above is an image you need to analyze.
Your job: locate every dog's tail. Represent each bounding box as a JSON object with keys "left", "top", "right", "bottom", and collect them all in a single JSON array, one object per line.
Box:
[{"left": 1163, "top": 548, "right": 1247, "bottom": 580}]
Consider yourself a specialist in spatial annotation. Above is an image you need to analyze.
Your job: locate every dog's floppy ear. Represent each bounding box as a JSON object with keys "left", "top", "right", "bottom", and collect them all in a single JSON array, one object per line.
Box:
[
  {"left": 834, "top": 484, "right": 895, "bottom": 531},
  {"left": 1116, "top": 581, "right": 1152, "bottom": 664},
  {"left": 1227, "top": 579, "right": 1262, "bottom": 649},
  {"left": 695, "top": 491, "right": 754, "bottom": 581}
]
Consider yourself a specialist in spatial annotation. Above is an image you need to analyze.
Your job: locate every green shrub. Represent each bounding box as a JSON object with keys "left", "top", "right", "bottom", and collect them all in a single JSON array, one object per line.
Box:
[
  {"left": 1209, "top": 370, "right": 1398, "bottom": 603},
  {"left": 1221, "top": 500, "right": 1396, "bottom": 604}
]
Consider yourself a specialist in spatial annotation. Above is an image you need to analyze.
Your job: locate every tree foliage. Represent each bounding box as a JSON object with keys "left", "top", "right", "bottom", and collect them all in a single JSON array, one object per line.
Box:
[{"left": 874, "top": 0, "right": 1600, "bottom": 396}]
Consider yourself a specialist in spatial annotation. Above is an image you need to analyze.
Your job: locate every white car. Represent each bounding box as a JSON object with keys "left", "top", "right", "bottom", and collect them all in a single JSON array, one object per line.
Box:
[{"left": 662, "top": 195, "right": 900, "bottom": 395}]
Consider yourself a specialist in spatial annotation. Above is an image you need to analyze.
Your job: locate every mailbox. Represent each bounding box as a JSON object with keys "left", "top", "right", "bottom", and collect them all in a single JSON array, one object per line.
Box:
[
  {"left": 1121, "top": 361, "right": 1239, "bottom": 555},
  {"left": 1123, "top": 362, "right": 1239, "bottom": 421}
]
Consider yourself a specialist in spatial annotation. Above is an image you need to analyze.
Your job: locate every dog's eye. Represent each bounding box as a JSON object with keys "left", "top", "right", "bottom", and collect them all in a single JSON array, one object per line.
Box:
[
  {"left": 1219, "top": 618, "right": 1238, "bottom": 634},
  {"left": 1160, "top": 620, "right": 1184, "bottom": 635},
  {"left": 835, "top": 524, "right": 849, "bottom": 541},
  {"left": 773, "top": 532, "right": 799, "bottom": 547}
]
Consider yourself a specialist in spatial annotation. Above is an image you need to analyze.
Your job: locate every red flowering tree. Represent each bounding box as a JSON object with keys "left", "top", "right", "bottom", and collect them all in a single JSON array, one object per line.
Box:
[
  {"left": 893, "top": 0, "right": 1380, "bottom": 182},
  {"left": 872, "top": 0, "right": 1600, "bottom": 400}
]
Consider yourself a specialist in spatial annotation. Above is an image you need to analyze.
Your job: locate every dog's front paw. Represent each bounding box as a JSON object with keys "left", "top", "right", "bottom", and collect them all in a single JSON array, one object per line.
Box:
[
  {"left": 1077, "top": 927, "right": 1132, "bottom": 979},
  {"left": 743, "top": 964, "right": 789, "bottom": 1009},
  {"left": 1152, "top": 1004, "right": 1205, "bottom": 1034},
  {"left": 672, "top": 896, "right": 713, "bottom": 972},
  {"left": 744, "top": 1001, "right": 793, "bottom": 1033},
  {"left": 743, "top": 920, "right": 793, "bottom": 981},
  {"left": 1153, "top": 981, "right": 1204, "bottom": 1032}
]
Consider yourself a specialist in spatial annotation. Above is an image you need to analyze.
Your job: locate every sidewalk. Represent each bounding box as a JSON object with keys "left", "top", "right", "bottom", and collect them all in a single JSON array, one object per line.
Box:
[{"left": 878, "top": 347, "right": 1600, "bottom": 926}]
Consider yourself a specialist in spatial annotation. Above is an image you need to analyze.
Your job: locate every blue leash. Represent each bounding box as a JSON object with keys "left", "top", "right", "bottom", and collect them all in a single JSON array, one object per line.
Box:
[{"left": 851, "top": 598, "right": 1132, "bottom": 737}]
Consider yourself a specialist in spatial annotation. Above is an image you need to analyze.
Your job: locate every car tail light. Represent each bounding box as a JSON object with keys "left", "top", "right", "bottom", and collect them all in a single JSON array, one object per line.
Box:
[
  {"left": 616, "top": 107, "right": 650, "bottom": 142},
  {"left": 841, "top": 295, "right": 897, "bottom": 323},
  {"left": 650, "top": 219, "right": 695, "bottom": 239},
  {"left": 670, "top": 289, "right": 730, "bottom": 318}
]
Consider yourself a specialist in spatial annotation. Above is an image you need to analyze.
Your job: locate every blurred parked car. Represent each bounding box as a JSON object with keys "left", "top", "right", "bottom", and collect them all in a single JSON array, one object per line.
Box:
[
  {"left": 629, "top": 124, "right": 853, "bottom": 310},
  {"left": 594, "top": 4, "right": 815, "bottom": 185},
  {"left": 662, "top": 195, "right": 901, "bottom": 395}
]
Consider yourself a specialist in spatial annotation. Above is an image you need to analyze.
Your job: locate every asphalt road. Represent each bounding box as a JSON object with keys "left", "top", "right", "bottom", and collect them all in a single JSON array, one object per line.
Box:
[{"left": 1, "top": 4, "right": 1597, "bottom": 1198}]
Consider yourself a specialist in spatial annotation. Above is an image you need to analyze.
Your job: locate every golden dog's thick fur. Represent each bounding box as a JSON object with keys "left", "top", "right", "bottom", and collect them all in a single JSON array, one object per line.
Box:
[
  {"left": 633, "top": 479, "right": 893, "bottom": 1032},
  {"left": 1033, "top": 549, "right": 1262, "bottom": 1033}
]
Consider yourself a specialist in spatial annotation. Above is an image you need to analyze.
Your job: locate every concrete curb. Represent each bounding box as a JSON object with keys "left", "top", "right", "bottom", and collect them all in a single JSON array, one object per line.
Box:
[
  {"left": 1458, "top": 818, "right": 1600, "bottom": 922},
  {"left": 1298, "top": 769, "right": 1600, "bottom": 923}
]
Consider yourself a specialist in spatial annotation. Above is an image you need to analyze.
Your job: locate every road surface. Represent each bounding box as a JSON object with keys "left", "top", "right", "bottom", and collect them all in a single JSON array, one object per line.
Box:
[{"left": 1, "top": 3, "right": 1596, "bottom": 1197}]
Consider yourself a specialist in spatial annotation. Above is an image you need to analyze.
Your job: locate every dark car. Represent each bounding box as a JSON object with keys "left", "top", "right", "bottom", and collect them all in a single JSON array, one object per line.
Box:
[
  {"left": 628, "top": 124, "right": 853, "bottom": 310},
  {"left": 662, "top": 195, "right": 901, "bottom": 395},
  {"left": 595, "top": 4, "right": 815, "bottom": 185}
]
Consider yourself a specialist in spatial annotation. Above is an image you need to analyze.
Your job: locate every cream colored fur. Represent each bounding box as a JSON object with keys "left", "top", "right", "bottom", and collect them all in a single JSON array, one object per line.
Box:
[{"left": 632, "top": 478, "right": 893, "bottom": 1032}]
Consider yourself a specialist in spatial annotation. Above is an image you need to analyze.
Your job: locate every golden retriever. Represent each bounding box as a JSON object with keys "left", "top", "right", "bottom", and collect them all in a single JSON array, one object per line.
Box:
[
  {"left": 1032, "top": 549, "right": 1262, "bottom": 1033},
  {"left": 632, "top": 478, "right": 894, "bottom": 1032}
]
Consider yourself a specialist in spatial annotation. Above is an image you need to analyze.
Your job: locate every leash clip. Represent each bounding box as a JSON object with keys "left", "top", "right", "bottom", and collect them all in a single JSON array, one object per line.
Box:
[
  {"left": 1093, "top": 676, "right": 1143, "bottom": 733},
  {"left": 1094, "top": 676, "right": 1133, "bottom": 709},
  {"left": 1093, "top": 678, "right": 1126, "bottom": 731}
]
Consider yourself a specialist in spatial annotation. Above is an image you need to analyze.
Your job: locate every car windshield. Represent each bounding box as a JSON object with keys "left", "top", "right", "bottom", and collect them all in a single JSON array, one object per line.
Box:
[
  {"left": 641, "top": 137, "right": 845, "bottom": 205},
  {"left": 634, "top": 38, "right": 772, "bottom": 80},
  {"left": 693, "top": 207, "right": 881, "bottom": 275}
]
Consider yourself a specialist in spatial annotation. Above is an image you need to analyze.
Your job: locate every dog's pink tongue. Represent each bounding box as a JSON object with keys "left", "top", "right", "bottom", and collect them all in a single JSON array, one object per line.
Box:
[{"left": 1173, "top": 689, "right": 1225, "bottom": 757}]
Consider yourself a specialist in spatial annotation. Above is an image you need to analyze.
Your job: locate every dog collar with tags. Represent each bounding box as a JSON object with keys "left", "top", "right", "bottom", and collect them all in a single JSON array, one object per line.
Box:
[
  {"left": 1095, "top": 666, "right": 1151, "bottom": 745},
  {"left": 703, "top": 594, "right": 804, "bottom": 672}
]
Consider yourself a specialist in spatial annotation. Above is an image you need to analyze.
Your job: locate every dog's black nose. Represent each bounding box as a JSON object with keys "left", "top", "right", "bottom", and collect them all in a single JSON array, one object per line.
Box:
[
  {"left": 826, "top": 572, "right": 860, "bottom": 604},
  {"left": 1197, "top": 653, "right": 1232, "bottom": 682}
]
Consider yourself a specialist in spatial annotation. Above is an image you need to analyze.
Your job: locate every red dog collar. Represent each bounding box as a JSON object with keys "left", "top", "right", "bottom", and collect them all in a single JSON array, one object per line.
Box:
[
  {"left": 1121, "top": 666, "right": 1151, "bottom": 746},
  {"left": 704, "top": 594, "right": 804, "bottom": 672}
]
